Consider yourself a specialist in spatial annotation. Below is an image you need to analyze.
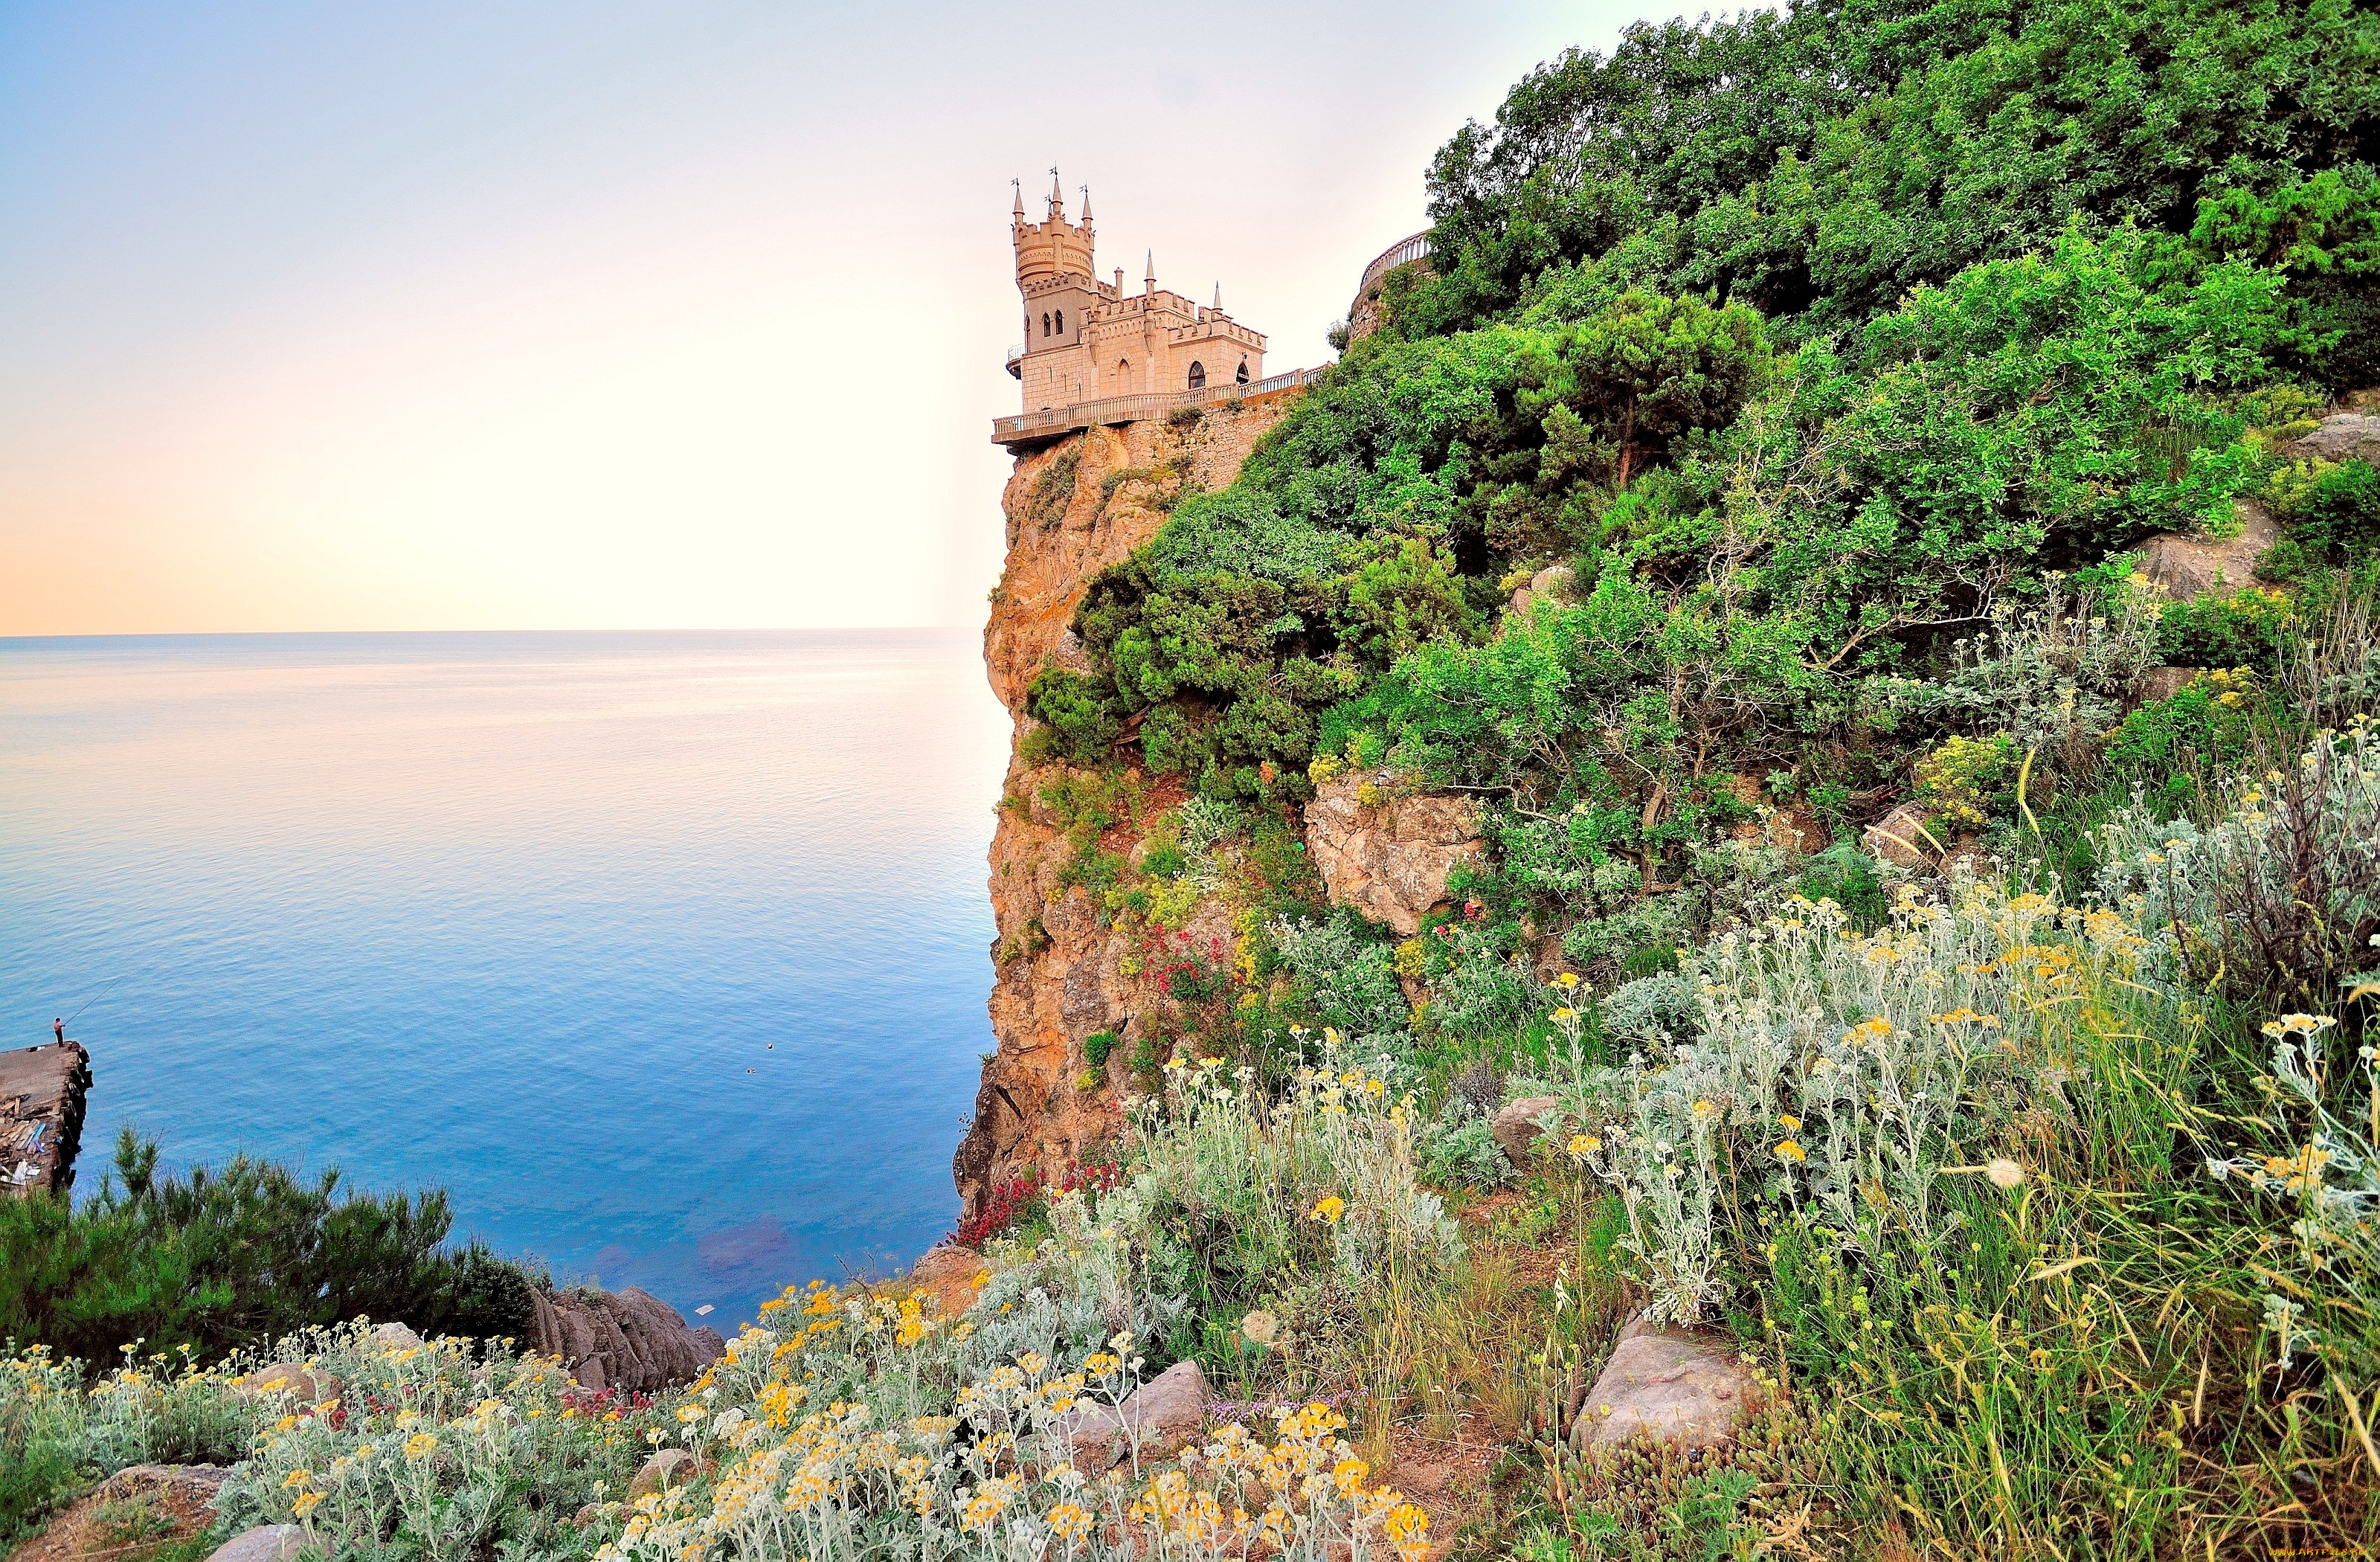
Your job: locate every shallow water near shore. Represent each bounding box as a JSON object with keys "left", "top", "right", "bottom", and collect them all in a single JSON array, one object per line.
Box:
[{"left": 0, "top": 630, "right": 1007, "bottom": 1326}]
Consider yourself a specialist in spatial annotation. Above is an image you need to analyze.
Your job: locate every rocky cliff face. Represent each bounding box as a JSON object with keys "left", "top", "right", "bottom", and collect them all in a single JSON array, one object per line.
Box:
[{"left": 956, "top": 399, "right": 1293, "bottom": 1217}]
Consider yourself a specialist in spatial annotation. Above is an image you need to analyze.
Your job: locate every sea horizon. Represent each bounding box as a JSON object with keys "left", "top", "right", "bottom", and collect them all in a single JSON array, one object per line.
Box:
[{"left": 0, "top": 627, "right": 1009, "bottom": 1326}]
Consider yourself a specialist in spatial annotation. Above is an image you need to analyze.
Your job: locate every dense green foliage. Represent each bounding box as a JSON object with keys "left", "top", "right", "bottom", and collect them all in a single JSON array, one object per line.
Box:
[
  {"left": 991, "top": 1, "right": 2380, "bottom": 1554},
  {"left": 0, "top": 1131, "right": 538, "bottom": 1368}
]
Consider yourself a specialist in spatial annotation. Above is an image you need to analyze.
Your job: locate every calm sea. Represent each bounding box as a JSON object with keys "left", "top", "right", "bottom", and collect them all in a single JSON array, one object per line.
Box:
[{"left": 0, "top": 631, "right": 1009, "bottom": 1326}]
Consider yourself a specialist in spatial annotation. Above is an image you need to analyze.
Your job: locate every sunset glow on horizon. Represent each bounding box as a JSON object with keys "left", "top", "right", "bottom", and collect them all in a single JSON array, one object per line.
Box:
[{"left": 0, "top": 2, "right": 1644, "bottom": 637}]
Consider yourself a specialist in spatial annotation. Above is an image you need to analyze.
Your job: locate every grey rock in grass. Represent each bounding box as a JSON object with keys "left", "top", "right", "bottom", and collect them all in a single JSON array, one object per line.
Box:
[
  {"left": 207, "top": 1525, "right": 308, "bottom": 1562},
  {"left": 91, "top": 1463, "right": 230, "bottom": 1506},
  {"left": 1064, "top": 1360, "right": 1211, "bottom": 1470},
  {"left": 1862, "top": 800, "right": 1937, "bottom": 872},
  {"left": 2134, "top": 666, "right": 2204, "bottom": 704},
  {"left": 1491, "top": 1096, "right": 1563, "bottom": 1170},
  {"left": 1305, "top": 769, "right": 1482, "bottom": 936},
  {"left": 1570, "top": 1314, "right": 1763, "bottom": 1452},
  {"left": 2136, "top": 498, "right": 2280, "bottom": 601},
  {"left": 367, "top": 1322, "right": 422, "bottom": 1349},
  {"left": 628, "top": 1447, "right": 697, "bottom": 1500},
  {"left": 2291, "top": 411, "right": 2380, "bottom": 466},
  {"left": 241, "top": 1364, "right": 341, "bottom": 1405},
  {"left": 528, "top": 1285, "right": 725, "bottom": 1393}
]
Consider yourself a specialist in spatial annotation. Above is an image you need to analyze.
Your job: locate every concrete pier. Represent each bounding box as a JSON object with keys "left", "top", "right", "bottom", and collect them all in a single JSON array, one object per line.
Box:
[{"left": 1, "top": 1041, "right": 92, "bottom": 1197}]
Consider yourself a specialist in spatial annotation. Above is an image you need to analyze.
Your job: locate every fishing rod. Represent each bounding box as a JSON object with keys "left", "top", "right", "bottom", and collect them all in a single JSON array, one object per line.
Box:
[{"left": 59, "top": 972, "right": 126, "bottom": 1032}]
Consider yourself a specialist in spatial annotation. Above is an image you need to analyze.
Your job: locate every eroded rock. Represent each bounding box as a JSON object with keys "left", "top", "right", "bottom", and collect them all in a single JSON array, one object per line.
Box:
[
  {"left": 367, "top": 1322, "right": 421, "bottom": 1349},
  {"left": 91, "top": 1463, "right": 230, "bottom": 1507},
  {"left": 242, "top": 1363, "right": 341, "bottom": 1404},
  {"left": 1305, "top": 769, "right": 1482, "bottom": 936},
  {"left": 2135, "top": 666, "right": 2204, "bottom": 704},
  {"left": 1064, "top": 1360, "right": 1211, "bottom": 1470},
  {"left": 907, "top": 1244, "right": 988, "bottom": 1322},
  {"left": 206, "top": 1526, "right": 306, "bottom": 1562},
  {"left": 2291, "top": 411, "right": 2380, "bottom": 466},
  {"left": 528, "top": 1286, "right": 725, "bottom": 1394},
  {"left": 1571, "top": 1314, "right": 1762, "bottom": 1452},
  {"left": 628, "top": 1447, "right": 697, "bottom": 1500},
  {"left": 2136, "top": 499, "right": 2280, "bottom": 601},
  {"left": 1492, "top": 1096, "right": 1563, "bottom": 1169},
  {"left": 1863, "top": 801, "right": 1936, "bottom": 872}
]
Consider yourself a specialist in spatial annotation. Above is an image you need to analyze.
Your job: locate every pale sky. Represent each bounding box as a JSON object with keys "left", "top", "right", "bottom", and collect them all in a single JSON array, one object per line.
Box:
[{"left": 0, "top": 2, "right": 1662, "bottom": 635}]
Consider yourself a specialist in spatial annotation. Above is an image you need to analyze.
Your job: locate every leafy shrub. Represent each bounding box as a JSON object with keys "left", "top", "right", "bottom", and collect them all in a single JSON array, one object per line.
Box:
[
  {"left": 1561, "top": 884, "right": 2155, "bottom": 1324},
  {"left": 2100, "top": 721, "right": 2380, "bottom": 1006},
  {"left": 1912, "top": 733, "right": 2019, "bottom": 832},
  {"left": 1081, "top": 1031, "right": 1117, "bottom": 1070},
  {"left": 2156, "top": 584, "right": 2298, "bottom": 670},
  {"left": 0, "top": 1131, "right": 542, "bottom": 1367}
]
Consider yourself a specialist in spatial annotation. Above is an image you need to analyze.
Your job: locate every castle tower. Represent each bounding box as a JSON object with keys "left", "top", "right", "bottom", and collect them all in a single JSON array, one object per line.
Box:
[{"left": 1004, "top": 179, "right": 1267, "bottom": 421}]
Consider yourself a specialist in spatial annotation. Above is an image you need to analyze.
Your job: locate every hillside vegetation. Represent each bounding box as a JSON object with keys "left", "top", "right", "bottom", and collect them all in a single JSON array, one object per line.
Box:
[{"left": 7, "top": 2, "right": 2380, "bottom": 1560}]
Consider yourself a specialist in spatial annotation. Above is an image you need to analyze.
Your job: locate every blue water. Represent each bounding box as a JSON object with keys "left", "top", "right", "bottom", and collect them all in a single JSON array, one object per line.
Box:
[{"left": 0, "top": 631, "right": 1009, "bottom": 1326}]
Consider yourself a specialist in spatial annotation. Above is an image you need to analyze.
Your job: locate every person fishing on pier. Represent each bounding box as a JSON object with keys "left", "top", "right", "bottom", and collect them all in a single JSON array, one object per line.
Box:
[{"left": 52, "top": 1018, "right": 62, "bottom": 1044}]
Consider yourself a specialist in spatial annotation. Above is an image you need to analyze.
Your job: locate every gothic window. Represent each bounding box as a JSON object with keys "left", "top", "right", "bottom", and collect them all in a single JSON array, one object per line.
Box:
[
  {"left": 1041, "top": 312, "right": 1050, "bottom": 337},
  {"left": 1235, "top": 358, "right": 1250, "bottom": 384},
  {"left": 1117, "top": 359, "right": 1130, "bottom": 389},
  {"left": 1187, "top": 361, "right": 1206, "bottom": 390},
  {"left": 1054, "top": 309, "right": 1064, "bottom": 334}
]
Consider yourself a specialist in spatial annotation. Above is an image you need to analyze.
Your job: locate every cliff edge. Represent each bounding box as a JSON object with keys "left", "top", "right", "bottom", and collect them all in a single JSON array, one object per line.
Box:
[{"left": 956, "top": 398, "right": 1295, "bottom": 1216}]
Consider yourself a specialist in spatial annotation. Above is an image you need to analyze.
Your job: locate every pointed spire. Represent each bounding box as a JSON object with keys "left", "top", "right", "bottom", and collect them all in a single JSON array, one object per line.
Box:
[
  {"left": 1145, "top": 248, "right": 1156, "bottom": 295},
  {"left": 1080, "top": 185, "right": 1093, "bottom": 223},
  {"left": 1012, "top": 179, "right": 1024, "bottom": 220},
  {"left": 1048, "top": 167, "right": 1064, "bottom": 219},
  {"left": 1212, "top": 281, "right": 1222, "bottom": 311}
]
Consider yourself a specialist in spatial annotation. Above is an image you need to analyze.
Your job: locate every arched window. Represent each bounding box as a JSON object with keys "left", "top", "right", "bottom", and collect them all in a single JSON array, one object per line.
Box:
[
  {"left": 1054, "top": 309, "right": 1064, "bottom": 334},
  {"left": 1117, "top": 359, "right": 1130, "bottom": 390},
  {"left": 1187, "top": 361, "right": 1206, "bottom": 390},
  {"left": 1041, "top": 312, "right": 1050, "bottom": 337}
]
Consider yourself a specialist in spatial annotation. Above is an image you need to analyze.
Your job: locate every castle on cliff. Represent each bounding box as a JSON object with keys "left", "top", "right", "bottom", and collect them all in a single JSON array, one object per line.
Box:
[{"left": 1008, "top": 172, "right": 1267, "bottom": 414}]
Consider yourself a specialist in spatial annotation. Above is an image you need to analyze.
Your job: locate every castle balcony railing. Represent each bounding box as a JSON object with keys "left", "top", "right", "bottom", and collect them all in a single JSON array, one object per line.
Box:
[
  {"left": 1006, "top": 342, "right": 1026, "bottom": 380},
  {"left": 991, "top": 367, "right": 1325, "bottom": 447},
  {"left": 1355, "top": 230, "right": 1432, "bottom": 301}
]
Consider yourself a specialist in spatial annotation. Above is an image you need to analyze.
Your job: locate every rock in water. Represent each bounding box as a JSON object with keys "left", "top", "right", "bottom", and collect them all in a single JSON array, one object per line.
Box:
[
  {"left": 1571, "top": 1315, "right": 1762, "bottom": 1451},
  {"left": 1063, "top": 1360, "right": 1211, "bottom": 1470},
  {"left": 1305, "top": 768, "right": 1482, "bottom": 936},
  {"left": 207, "top": 1526, "right": 306, "bottom": 1562},
  {"left": 1491, "top": 1096, "right": 1562, "bottom": 1169},
  {"left": 528, "top": 1285, "right": 725, "bottom": 1393}
]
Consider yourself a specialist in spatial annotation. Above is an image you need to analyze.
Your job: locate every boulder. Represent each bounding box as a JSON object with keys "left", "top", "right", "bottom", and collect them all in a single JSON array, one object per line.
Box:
[
  {"left": 628, "top": 1447, "right": 697, "bottom": 1501},
  {"left": 367, "top": 1322, "right": 421, "bottom": 1350},
  {"left": 91, "top": 1463, "right": 230, "bottom": 1506},
  {"left": 1064, "top": 1360, "right": 1211, "bottom": 1470},
  {"left": 906, "top": 1244, "right": 989, "bottom": 1322},
  {"left": 2135, "top": 499, "right": 2280, "bottom": 601},
  {"left": 1305, "top": 769, "right": 1482, "bottom": 936},
  {"left": 528, "top": 1285, "right": 725, "bottom": 1394},
  {"left": 1862, "top": 801, "right": 1937, "bottom": 872},
  {"left": 1570, "top": 1314, "right": 1763, "bottom": 1452},
  {"left": 2291, "top": 411, "right": 2380, "bottom": 466},
  {"left": 1508, "top": 563, "right": 1575, "bottom": 615},
  {"left": 1492, "top": 1096, "right": 1563, "bottom": 1169},
  {"left": 206, "top": 1526, "right": 307, "bottom": 1562},
  {"left": 2135, "top": 666, "right": 2204, "bottom": 704},
  {"left": 242, "top": 1364, "right": 341, "bottom": 1405},
  {"left": 1726, "top": 774, "right": 1824, "bottom": 855}
]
